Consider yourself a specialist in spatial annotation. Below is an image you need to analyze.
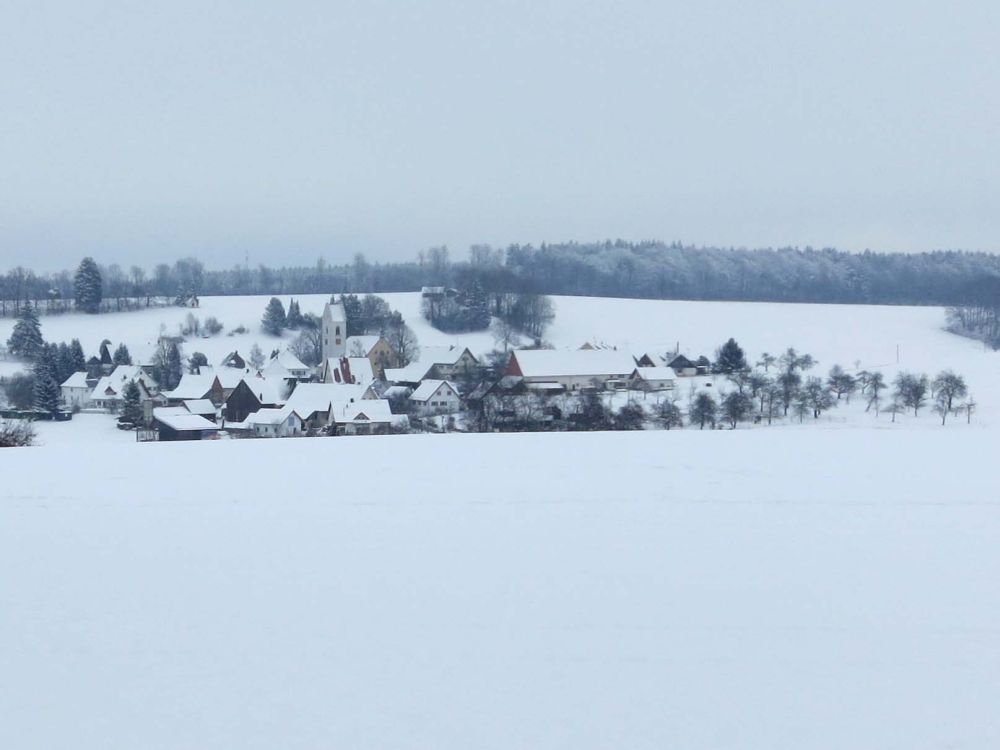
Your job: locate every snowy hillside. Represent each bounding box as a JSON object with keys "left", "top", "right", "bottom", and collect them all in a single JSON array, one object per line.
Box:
[
  {"left": 2, "top": 430, "right": 998, "bottom": 749},
  {"left": 3, "top": 292, "right": 997, "bottom": 431}
]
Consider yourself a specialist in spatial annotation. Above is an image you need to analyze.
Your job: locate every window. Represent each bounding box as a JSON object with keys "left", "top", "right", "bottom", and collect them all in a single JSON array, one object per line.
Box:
[{"left": 335, "top": 326, "right": 341, "bottom": 335}]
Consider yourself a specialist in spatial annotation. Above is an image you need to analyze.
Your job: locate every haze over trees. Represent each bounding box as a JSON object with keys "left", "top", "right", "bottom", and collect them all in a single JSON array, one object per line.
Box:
[{"left": 6, "top": 242, "right": 1000, "bottom": 319}]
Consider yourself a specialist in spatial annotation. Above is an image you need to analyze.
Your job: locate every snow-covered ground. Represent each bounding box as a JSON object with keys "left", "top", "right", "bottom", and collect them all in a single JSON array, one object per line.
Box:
[
  {"left": 2, "top": 293, "right": 994, "bottom": 423},
  {"left": 1, "top": 430, "right": 998, "bottom": 749},
  {"left": 3, "top": 294, "right": 999, "bottom": 747}
]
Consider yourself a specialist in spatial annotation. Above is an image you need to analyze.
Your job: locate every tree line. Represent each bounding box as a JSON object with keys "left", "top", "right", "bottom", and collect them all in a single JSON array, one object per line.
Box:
[{"left": 5, "top": 241, "right": 1000, "bottom": 318}]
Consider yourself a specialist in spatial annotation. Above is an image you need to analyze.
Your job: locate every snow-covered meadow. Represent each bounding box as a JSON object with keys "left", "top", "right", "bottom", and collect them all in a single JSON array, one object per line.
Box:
[
  {"left": 2, "top": 430, "right": 999, "bottom": 749},
  {"left": 2, "top": 294, "right": 999, "bottom": 748}
]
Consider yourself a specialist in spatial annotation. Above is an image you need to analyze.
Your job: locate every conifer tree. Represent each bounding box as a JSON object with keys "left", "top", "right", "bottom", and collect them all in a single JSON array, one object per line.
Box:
[
  {"left": 261, "top": 297, "right": 287, "bottom": 336},
  {"left": 166, "top": 343, "right": 183, "bottom": 390},
  {"left": 713, "top": 338, "right": 748, "bottom": 375},
  {"left": 286, "top": 299, "right": 304, "bottom": 329},
  {"left": 56, "top": 343, "right": 75, "bottom": 384},
  {"left": 31, "top": 349, "right": 62, "bottom": 414},
  {"left": 112, "top": 343, "right": 132, "bottom": 366},
  {"left": 6, "top": 305, "right": 44, "bottom": 361},
  {"left": 120, "top": 380, "right": 143, "bottom": 426},
  {"left": 73, "top": 257, "right": 103, "bottom": 314},
  {"left": 68, "top": 339, "right": 87, "bottom": 373}
]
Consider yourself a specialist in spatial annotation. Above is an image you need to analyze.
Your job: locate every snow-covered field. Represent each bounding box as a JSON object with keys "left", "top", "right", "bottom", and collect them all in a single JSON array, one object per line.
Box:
[
  {"left": 3, "top": 294, "right": 999, "bottom": 748},
  {"left": 2, "top": 292, "right": 997, "bottom": 433},
  {"left": 1, "top": 430, "right": 999, "bottom": 749}
]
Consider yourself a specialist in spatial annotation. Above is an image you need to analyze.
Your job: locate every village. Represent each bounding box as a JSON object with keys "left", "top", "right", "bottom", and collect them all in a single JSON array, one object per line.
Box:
[{"left": 36, "top": 293, "right": 722, "bottom": 442}]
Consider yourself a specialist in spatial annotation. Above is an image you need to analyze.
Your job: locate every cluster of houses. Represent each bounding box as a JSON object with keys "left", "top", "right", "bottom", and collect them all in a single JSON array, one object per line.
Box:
[{"left": 57, "top": 298, "right": 713, "bottom": 440}]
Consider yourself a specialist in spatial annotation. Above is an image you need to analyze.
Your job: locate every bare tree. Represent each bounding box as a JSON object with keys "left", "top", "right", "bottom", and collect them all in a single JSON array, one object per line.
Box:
[
  {"left": 655, "top": 399, "right": 683, "bottom": 430},
  {"left": 249, "top": 343, "right": 265, "bottom": 371},
  {"left": 490, "top": 318, "right": 521, "bottom": 352},
  {"left": 894, "top": 372, "right": 929, "bottom": 416}
]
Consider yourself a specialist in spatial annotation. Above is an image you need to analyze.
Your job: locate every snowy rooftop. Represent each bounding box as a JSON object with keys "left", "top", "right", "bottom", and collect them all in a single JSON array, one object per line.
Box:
[
  {"left": 152, "top": 408, "right": 218, "bottom": 432},
  {"left": 164, "top": 374, "right": 217, "bottom": 401},
  {"left": 282, "top": 382, "right": 366, "bottom": 418},
  {"left": 333, "top": 398, "right": 394, "bottom": 423},
  {"left": 631, "top": 366, "right": 676, "bottom": 380},
  {"left": 510, "top": 349, "right": 637, "bottom": 379},
  {"left": 409, "top": 379, "right": 459, "bottom": 402},
  {"left": 60, "top": 371, "right": 90, "bottom": 389},
  {"left": 272, "top": 350, "right": 308, "bottom": 372},
  {"left": 239, "top": 376, "right": 289, "bottom": 406},
  {"left": 183, "top": 399, "right": 217, "bottom": 416}
]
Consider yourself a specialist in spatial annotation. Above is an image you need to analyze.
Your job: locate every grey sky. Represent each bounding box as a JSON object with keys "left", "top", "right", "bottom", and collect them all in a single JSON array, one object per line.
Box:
[{"left": 1, "top": 1, "right": 998, "bottom": 271}]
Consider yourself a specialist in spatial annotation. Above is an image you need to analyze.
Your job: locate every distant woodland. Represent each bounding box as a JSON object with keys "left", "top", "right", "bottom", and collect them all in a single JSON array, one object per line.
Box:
[{"left": 3, "top": 241, "right": 1000, "bottom": 315}]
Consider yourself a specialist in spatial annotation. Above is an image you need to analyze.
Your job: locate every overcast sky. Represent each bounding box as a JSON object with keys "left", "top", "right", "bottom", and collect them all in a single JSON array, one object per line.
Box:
[{"left": 1, "top": 1, "right": 998, "bottom": 272}]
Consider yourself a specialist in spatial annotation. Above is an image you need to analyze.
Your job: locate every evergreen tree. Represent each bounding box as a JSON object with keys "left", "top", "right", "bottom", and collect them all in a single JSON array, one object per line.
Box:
[
  {"left": 340, "top": 294, "right": 364, "bottom": 336},
  {"left": 112, "top": 343, "right": 132, "bottom": 366},
  {"left": 73, "top": 257, "right": 103, "bottom": 314},
  {"left": 6, "top": 305, "right": 44, "bottom": 361},
  {"left": 261, "top": 297, "right": 287, "bottom": 336},
  {"left": 31, "top": 352, "right": 62, "bottom": 413},
  {"left": 468, "top": 282, "right": 492, "bottom": 330},
  {"left": 286, "top": 299, "right": 304, "bottom": 329},
  {"left": 166, "top": 343, "right": 183, "bottom": 390},
  {"left": 713, "top": 338, "right": 748, "bottom": 375},
  {"left": 120, "top": 380, "right": 143, "bottom": 426},
  {"left": 68, "top": 339, "right": 87, "bottom": 373},
  {"left": 56, "top": 342, "right": 75, "bottom": 384},
  {"left": 33, "top": 343, "right": 60, "bottom": 385}
]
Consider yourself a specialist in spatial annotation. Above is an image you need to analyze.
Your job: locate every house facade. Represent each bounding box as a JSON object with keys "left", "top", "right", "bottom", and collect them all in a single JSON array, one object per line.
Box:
[
  {"left": 409, "top": 380, "right": 462, "bottom": 416},
  {"left": 345, "top": 335, "right": 395, "bottom": 377},
  {"left": 505, "top": 349, "right": 637, "bottom": 391},
  {"left": 60, "top": 372, "right": 92, "bottom": 409}
]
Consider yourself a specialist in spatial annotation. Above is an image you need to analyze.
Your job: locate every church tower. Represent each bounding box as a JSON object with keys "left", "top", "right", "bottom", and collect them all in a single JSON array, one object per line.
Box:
[{"left": 322, "top": 297, "right": 347, "bottom": 362}]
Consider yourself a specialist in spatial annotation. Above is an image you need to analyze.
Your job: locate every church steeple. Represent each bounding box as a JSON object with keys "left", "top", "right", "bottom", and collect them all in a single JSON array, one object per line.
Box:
[{"left": 322, "top": 297, "right": 347, "bottom": 362}]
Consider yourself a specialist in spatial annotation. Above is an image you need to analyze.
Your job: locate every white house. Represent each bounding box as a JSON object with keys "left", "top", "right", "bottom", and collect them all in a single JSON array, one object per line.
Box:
[
  {"left": 60, "top": 371, "right": 92, "bottom": 409},
  {"left": 629, "top": 367, "right": 676, "bottom": 392},
  {"left": 321, "top": 298, "right": 347, "bottom": 362},
  {"left": 245, "top": 407, "right": 305, "bottom": 438},
  {"left": 332, "top": 398, "right": 398, "bottom": 435},
  {"left": 504, "top": 349, "right": 637, "bottom": 391},
  {"left": 91, "top": 366, "right": 159, "bottom": 411},
  {"left": 268, "top": 351, "right": 311, "bottom": 380},
  {"left": 409, "top": 379, "right": 462, "bottom": 416}
]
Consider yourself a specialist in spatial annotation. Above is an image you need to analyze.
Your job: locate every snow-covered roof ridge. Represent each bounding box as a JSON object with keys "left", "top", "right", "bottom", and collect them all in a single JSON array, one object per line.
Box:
[
  {"left": 409, "top": 379, "right": 460, "bottom": 402},
  {"left": 60, "top": 371, "right": 90, "bottom": 389},
  {"left": 509, "top": 348, "right": 637, "bottom": 378},
  {"left": 152, "top": 407, "right": 217, "bottom": 432}
]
